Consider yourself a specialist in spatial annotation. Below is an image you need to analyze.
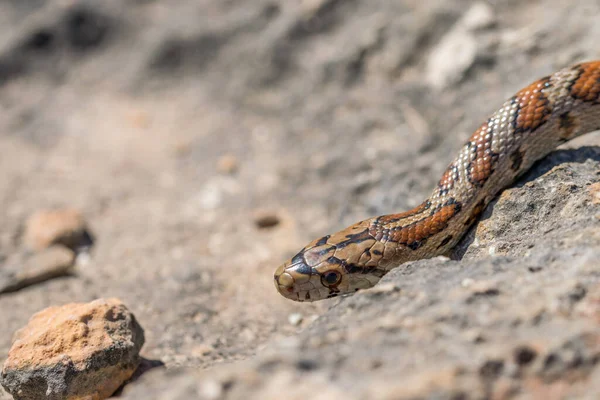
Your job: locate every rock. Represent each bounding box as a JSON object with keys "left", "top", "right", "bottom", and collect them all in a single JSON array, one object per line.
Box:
[
  {"left": 253, "top": 210, "right": 281, "bottom": 229},
  {"left": 122, "top": 150, "right": 600, "bottom": 399},
  {"left": 0, "top": 245, "right": 75, "bottom": 294},
  {"left": 1, "top": 298, "right": 145, "bottom": 400},
  {"left": 288, "top": 313, "right": 303, "bottom": 326},
  {"left": 216, "top": 154, "right": 239, "bottom": 174},
  {"left": 461, "top": 2, "right": 496, "bottom": 31},
  {"left": 23, "top": 208, "right": 92, "bottom": 252},
  {"left": 426, "top": 2, "right": 496, "bottom": 89},
  {"left": 427, "top": 27, "right": 477, "bottom": 90}
]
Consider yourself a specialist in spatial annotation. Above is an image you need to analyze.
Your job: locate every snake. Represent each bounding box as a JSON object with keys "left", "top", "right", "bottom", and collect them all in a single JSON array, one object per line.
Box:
[{"left": 274, "top": 60, "right": 600, "bottom": 302}]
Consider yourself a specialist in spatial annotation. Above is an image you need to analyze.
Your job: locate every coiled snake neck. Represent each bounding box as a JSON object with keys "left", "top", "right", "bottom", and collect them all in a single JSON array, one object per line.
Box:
[{"left": 274, "top": 61, "right": 600, "bottom": 302}]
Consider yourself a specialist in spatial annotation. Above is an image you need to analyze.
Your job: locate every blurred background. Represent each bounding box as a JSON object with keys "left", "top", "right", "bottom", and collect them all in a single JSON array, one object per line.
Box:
[{"left": 1, "top": 0, "right": 599, "bottom": 395}]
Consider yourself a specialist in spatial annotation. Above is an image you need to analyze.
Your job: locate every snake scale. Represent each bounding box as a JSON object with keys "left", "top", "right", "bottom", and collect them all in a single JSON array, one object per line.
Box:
[{"left": 274, "top": 60, "right": 600, "bottom": 302}]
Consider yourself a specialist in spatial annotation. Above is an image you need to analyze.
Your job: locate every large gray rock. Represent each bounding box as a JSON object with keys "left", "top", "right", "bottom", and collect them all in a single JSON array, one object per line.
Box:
[{"left": 122, "top": 150, "right": 600, "bottom": 398}]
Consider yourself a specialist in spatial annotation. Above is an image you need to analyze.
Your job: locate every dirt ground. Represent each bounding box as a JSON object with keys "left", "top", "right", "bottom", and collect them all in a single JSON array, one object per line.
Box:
[{"left": 1, "top": 0, "right": 599, "bottom": 398}]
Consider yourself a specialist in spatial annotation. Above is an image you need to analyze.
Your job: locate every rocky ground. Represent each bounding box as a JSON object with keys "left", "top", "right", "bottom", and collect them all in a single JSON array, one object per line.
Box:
[{"left": 0, "top": 0, "right": 599, "bottom": 399}]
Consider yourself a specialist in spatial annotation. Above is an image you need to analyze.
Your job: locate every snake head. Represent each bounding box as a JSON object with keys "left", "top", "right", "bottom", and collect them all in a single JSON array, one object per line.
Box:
[{"left": 274, "top": 222, "right": 384, "bottom": 302}]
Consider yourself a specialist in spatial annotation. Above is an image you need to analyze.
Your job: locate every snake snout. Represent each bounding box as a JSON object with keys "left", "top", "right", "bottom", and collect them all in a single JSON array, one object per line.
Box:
[
  {"left": 274, "top": 264, "right": 295, "bottom": 293},
  {"left": 274, "top": 259, "right": 319, "bottom": 301}
]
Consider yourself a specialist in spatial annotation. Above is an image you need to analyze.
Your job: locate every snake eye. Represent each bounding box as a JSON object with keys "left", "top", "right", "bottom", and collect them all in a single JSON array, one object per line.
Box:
[{"left": 321, "top": 270, "right": 342, "bottom": 287}]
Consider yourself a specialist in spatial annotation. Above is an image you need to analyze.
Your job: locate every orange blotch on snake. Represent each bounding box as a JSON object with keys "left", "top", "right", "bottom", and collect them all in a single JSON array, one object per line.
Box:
[
  {"left": 387, "top": 201, "right": 461, "bottom": 248},
  {"left": 570, "top": 61, "right": 600, "bottom": 103},
  {"left": 375, "top": 202, "right": 430, "bottom": 225},
  {"left": 466, "top": 122, "right": 497, "bottom": 186},
  {"left": 513, "top": 77, "right": 551, "bottom": 132}
]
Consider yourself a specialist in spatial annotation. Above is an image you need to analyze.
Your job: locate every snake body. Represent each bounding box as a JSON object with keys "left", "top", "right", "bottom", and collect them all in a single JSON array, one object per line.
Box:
[{"left": 274, "top": 61, "right": 600, "bottom": 302}]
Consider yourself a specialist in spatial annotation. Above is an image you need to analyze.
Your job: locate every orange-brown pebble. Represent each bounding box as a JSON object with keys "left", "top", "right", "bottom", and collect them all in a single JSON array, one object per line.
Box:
[
  {"left": 23, "top": 208, "right": 91, "bottom": 251},
  {"left": 217, "top": 154, "right": 239, "bottom": 174},
  {"left": 1, "top": 298, "right": 144, "bottom": 400}
]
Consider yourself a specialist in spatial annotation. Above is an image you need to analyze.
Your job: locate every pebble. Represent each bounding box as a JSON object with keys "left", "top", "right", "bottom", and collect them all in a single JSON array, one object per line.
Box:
[
  {"left": 253, "top": 211, "right": 281, "bottom": 229},
  {"left": 0, "top": 245, "right": 75, "bottom": 294},
  {"left": 23, "top": 208, "right": 92, "bottom": 251},
  {"left": 1, "top": 298, "right": 145, "bottom": 400},
  {"left": 426, "top": 2, "right": 496, "bottom": 89},
  {"left": 426, "top": 27, "right": 477, "bottom": 89},
  {"left": 462, "top": 2, "right": 496, "bottom": 31},
  {"left": 217, "top": 154, "right": 239, "bottom": 174},
  {"left": 362, "top": 282, "right": 400, "bottom": 295},
  {"left": 288, "top": 313, "right": 303, "bottom": 326},
  {"left": 465, "top": 279, "right": 500, "bottom": 296}
]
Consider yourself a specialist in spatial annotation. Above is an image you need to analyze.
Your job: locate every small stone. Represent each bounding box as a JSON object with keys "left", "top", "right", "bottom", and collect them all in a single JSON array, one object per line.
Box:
[
  {"left": 253, "top": 211, "right": 281, "bottom": 229},
  {"left": 462, "top": 2, "right": 496, "bottom": 31},
  {"left": 1, "top": 298, "right": 145, "bottom": 400},
  {"left": 23, "top": 208, "right": 92, "bottom": 252},
  {"left": 301, "top": 0, "right": 328, "bottom": 15},
  {"left": 195, "top": 177, "right": 240, "bottom": 211},
  {"left": 426, "top": 2, "right": 496, "bottom": 90},
  {"left": 192, "top": 344, "right": 214, "bottom": 357},
  {"left": 288, "top": 313, "right": 303, "bottom": 326},
  {"left": 461, "top": 278, "right": 475, "bottom": 287},
  {"left": 463, "top": 329, "right": 486, "bottom": 343},
  {"left": 0, "top": 245, "right": 75, "bottom": 294},
  {"left": 513, "top": 345, "right": 537, "bottom": 366},
  {"left": 75, "top": 251, "right": 92, "bottom": 268},
  {"left": 426, "top": 28, "right": 477, "bottom": 89},
  {"left": 362, "top": 282, "right": 399, "bottom": 295},
  {"left": 199, "top": 379, "right": 223, "bottom": 400},
  {"left": 466, "top": 280, "right": 500, "bottom": 296},
  {"left": 217, "top": 154, "right": 239, "bottom": 174}
]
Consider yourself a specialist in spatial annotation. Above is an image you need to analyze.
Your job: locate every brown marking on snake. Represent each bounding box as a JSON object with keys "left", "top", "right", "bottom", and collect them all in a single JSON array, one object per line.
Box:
[
  {"left": 328, "top": 227, "right": 373, "bottom": 253},
  {"left": 333, "top": 231, "right": 376, "bottom": 265},
  {"left": 558, "top": 112, "right": 579, "bottom": 141},
  {"left": 303, "top": 244, "right": 336, "bottom": 267},
  {"left": 368, "top": 241, "right": 386, "bottom": 260},
  {"left": 340, "top": 256, "right": 382, "bottom": 275},
  {"left": 510, "top": 148, "right": 524, "bottom": 171},
  {"left": 513, "top": 77, "right": 552, "bottom": 133},
  {"left": 570, "top": 61, "right": 600, "bottom": 103},
  {"left": 343, "top": 262, "right": 362, "bottom": 274},
  {"left": 437, "top": 235, "right": 453, "bottom": 249},
  {"left": 358, "top": 248, "right": 372, "bottom": 266},
  {"left": 386, "top": 199, "right": 462, "bottom": 250},
  {"left": 463, "top": 198, "right": 487, "bottom": 227}
]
